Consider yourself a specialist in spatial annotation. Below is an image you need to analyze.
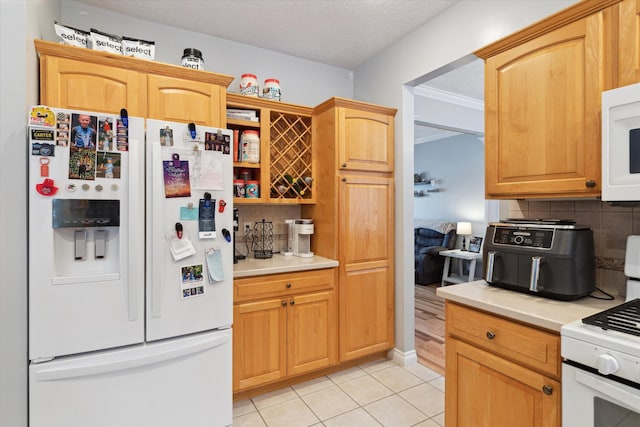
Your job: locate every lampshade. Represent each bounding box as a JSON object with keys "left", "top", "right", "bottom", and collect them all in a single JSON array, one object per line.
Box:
[{"left": 457, "top": 222, "right": 472, "bottom": 236}]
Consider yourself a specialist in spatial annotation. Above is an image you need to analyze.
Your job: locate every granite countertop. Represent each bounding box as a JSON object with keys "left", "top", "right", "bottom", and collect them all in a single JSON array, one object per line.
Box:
[
  {"left": 233, "top": 254, "right": 339, "bottom": 278},
  {"left": 436, "top": 280, "right": 624, "bottom": 332}
]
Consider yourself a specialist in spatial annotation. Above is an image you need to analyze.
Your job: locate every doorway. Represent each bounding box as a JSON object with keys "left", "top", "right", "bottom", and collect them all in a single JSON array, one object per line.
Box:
[{"left": 410, "top": 56, "right": 495, "bottom": 373}]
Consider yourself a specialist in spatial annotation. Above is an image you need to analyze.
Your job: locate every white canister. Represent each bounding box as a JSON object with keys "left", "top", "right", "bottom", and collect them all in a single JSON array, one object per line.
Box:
[
  {"left": 241, "top": 130, "right": 260, "bottom": 163},
  {"left": 239, "top": 74, "right": 259, "bottom": 97},
  {"left": 262, "top": 79, "right": 281, "bottom": 101}
]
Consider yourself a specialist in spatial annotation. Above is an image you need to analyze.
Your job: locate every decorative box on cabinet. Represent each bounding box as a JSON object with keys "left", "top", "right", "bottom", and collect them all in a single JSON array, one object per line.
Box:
[
  {"left": 226, "top": 94, "right": 314, "bottom": 204},
  {"left": 303, "top": 98, "right": 396, "bottom": 362},
  {"left": 34, "top": 40, "right": 233, "bottom": 126},
  {"left": 445, "top": 302, "right": 561, "bottom": 427},
  {"left": 475, "top": 0, "right": 621, "bottom": 199},
  {"left": 232, "top": 268, "right": 337, "bottom": 392}
]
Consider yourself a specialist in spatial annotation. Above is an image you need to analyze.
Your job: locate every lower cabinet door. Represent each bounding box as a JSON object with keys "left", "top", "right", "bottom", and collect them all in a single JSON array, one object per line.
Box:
[
  {"left": 339, "top": 267, "right": 394, "bottom": 361},
  {"left": 233, "top": 298, "right": 286, "bottom": 391},
  {"left": 446, "top": 338, "right": 560, "bottom": 427},
  {"left": 287, "top": 290, "right": 338, "bottom": 376}
]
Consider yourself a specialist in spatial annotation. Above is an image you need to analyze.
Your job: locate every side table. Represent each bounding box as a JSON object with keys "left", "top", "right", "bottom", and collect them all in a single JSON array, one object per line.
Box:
[{"left": 439, "top": 249, "right": 483, "bottom": 286}]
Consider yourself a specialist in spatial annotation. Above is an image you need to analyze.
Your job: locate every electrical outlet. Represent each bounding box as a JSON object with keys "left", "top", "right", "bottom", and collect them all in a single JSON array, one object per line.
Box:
[{"left": 243, "top": 223, "right": 252, "bottom": 237}]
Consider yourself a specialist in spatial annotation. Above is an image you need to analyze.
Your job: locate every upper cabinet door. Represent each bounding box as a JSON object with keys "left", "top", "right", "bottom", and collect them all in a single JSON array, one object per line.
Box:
[
  {"left": 484, "top": 13, "right": 606, "bottom": 199},
  {"left": 618, "top": 0, "right": 640, "bottom": 87},
  {"left": 147, "top": 74, "right": 226, "bottom": 127},
  {"left": 338, "top": 107, "right": 394, "bottom": 173},
  {"left": 40, "top": 55, "right": 146, "bottom": 116}
]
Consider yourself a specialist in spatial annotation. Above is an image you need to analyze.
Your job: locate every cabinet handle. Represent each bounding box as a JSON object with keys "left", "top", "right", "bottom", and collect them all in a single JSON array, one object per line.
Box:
[
  {"left": 486, "top": 331, "right": 496, "bottom": 340},
  {"left": 290, "top": 299, "right": 295, "bottom": 305},
  {"left": 342, "top": 177, "right": 347, "bottom": 182},
  {"left": 341, "top": 163, "right": 347, "bottom": 168},
  {"left": 585, "top": 180, "right": 596, "bottom": 188},
  {"left": 281, "top": 301, "right": 287, "bottom": 307},
  {"left": 542, "top": 385, "right": 553, "bottom": 395},
  {"left": 286, "top": 283, "right": 292, "bottom": 288}
]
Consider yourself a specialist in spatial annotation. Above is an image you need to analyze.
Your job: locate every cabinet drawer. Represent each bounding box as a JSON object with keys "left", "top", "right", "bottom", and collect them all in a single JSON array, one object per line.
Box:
[
  {"left": 234, "top": 268, "right": 335, "bottom": 302},
  {"left": 446, "top": 302, "right": 560, "bottom": 378}
]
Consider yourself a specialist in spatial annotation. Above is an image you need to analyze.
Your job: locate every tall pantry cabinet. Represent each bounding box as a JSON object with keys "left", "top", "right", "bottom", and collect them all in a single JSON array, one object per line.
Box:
[
  {"left": 34, "top": 40, "right": 233, "bottom": 125},
  {"left": 303, "top": 98, "right": 397, "bottom": 361}
]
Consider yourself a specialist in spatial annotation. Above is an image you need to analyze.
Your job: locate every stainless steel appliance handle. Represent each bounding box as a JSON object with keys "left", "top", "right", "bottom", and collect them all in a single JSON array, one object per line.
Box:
[
  {"left": 530, "top": 256, "right": 544, "bottom": 292},
  {"left": 486, "top": 251, "right": 497, "bottom": 282}
]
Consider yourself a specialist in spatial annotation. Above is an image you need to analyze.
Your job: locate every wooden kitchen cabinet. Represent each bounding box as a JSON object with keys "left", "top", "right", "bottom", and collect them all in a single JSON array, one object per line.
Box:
[
  {"left": 618, "top": 0, "right": 640, "bottom": 87},
  {"left": 304, "top": 98, "right": 396, "bottom": 362},
  {"left": 337, "top": 176, "right": 394, "bottom": 360},
  {"left": 445, "top": 302, "right": 561, "bottom": 427},
  {"left": 226, "top": 94, "right": 314, "bottom": 204},
  {"left": 337, "top": 104, "right": 394, "bottom": 173},
  {"left": 146, "top": 74, "right": 227, "bottom": 125},
  {"left": 232, "top": 269, "right": 337, "bottom": 392},
  {"left": 475, "top": 1, "right": 620, "bottom": 199},
  {"left": 35, "top": 40, "right": 233, "bottom": 126}
]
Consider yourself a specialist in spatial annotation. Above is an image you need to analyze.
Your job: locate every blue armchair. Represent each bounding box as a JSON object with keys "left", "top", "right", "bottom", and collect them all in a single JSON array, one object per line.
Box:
[{"left": 415, "top": 224, "right": 457, "bottom": 285}]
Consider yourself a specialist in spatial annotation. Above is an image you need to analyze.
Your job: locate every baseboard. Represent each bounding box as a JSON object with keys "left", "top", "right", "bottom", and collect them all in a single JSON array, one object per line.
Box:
[{"left": 388, "top": 348, "right": 418, "bottom": 366}]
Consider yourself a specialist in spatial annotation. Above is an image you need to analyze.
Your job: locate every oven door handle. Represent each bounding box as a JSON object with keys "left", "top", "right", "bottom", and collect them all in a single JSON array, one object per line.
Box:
[{"left": 575, "top": 369, "right": 640, "bottom": 410}]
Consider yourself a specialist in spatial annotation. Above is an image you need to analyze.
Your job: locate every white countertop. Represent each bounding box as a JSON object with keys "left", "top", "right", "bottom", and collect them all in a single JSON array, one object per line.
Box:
[
  {"left": 436, "top": 280, "right": 624, "bottom": 332},
  {"left": 233, "top": 254, "right": 339, "bottom": 278}
]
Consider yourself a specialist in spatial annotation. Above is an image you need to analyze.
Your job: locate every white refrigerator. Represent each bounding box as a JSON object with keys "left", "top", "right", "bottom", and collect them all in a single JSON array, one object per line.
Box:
[{"left": 28, "top": 107, "right": 233, "bottom": 427}]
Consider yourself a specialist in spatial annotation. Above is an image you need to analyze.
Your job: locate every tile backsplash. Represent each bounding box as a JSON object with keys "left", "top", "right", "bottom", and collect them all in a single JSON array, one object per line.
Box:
[
  {"left": 507, "top": 200, "right": 640, "bottom": 298},
  {"left": 236, "top": 205, "right": 301, "bottom": 256}
]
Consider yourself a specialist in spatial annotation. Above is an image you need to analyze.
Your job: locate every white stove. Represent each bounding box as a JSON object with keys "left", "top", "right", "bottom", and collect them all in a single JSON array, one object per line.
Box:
[
  {"left": 562, "top": 299, "right": 640, "bottom": 384},
  {"left": 560, "top": 236, "right": 640, "bottom": 427}
]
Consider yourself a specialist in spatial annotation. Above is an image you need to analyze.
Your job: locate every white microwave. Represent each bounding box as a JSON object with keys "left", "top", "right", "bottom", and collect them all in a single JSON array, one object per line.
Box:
[{"left": 602, "top": 82, "right": 640, "bottom": 203}]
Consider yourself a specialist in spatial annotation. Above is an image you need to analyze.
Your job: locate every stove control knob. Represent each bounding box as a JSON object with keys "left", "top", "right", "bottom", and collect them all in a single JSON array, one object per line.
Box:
[{"left": 597, "top": 353, "right": 620, "bottom": 376}]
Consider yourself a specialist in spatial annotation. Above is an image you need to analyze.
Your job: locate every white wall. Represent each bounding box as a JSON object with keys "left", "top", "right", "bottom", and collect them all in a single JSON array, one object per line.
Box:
[
  {"left": 353, "top": 0, "right": 578, "bottom": 360},
  {"left": 414, "top": 135, "right": 486, "bottom": 242},
  {"left": 61, "top": 0, "right": 353, "bottom": 106},
  {"left": 1, "top": 0, "right": 60, "bottom": 425},
  {"left": 414, "top": 89, "right": 484, "bottom": 138}
]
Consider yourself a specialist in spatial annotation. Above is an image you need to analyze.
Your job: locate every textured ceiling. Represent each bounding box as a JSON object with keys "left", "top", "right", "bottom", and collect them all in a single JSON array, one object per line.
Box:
[{"left": 74, "top": 0, "right": 458, "bottom": 69}]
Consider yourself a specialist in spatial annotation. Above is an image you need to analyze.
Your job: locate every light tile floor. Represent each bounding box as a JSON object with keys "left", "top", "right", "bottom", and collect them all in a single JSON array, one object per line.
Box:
[{"left": 232, "top": 359, "right": 445, "bottom": 427}]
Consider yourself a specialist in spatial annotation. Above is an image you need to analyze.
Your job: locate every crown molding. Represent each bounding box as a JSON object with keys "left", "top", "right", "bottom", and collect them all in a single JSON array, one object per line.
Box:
[{"left": 414, "top": 86, "right": 484, "bottom": 111}]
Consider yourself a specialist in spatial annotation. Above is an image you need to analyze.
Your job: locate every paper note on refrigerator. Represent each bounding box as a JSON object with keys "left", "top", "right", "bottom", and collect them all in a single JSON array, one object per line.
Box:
[
  {"left": 206, "top": 248, "right": 224, "bottom": 282},
  {"left": 193, "top": 150, "right": 224, "bottom": 190}
]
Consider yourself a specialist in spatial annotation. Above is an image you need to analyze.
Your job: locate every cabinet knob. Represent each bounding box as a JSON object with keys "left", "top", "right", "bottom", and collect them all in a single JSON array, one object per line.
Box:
[
  {"left": 281, "top": 301, "right": 287, "bottom": 307},
  {"left": 286, "top": 283, "right": 292, "bottom": 288},
  {"left": 486, "top": 331, "right": 496, "bottom": 340},
  {"left": 342, "top": 177, "right": 347, "bottom": 182},
  {"left": 542, "top": 385, "right": 553, "bottom": 395},
  {"left": 585, "top": 180, "right": 596, "bottom": 188},
  {"left": 290, "top": 299, "right": 295, "bottom": 305},
  {"left": 341, "top": 163, "right": 347, "bottom": 168}
]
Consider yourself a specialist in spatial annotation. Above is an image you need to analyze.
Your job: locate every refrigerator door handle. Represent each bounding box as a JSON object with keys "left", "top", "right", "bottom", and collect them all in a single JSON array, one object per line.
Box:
[
  {"left": 128, "top": 138, "right": 143, "bottom": 321},
  {"left": 150, "top": 142, "right": 163, "bottom": 318},
  {"left": 34, "top": 332, "right": 230, "bottom": 381}
]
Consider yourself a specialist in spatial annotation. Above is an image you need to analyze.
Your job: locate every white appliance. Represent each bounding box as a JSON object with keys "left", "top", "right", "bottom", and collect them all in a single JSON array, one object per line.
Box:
[
  {"left": 602, "top": 82, "right": 640, "bottom": 203},
  {"left": 626, "top": 235, "right": 640, "bottom": 301},
  {"left": 28, "top": 107, "right": 233, "bottom": 427},
  {"left": 560, "top": 238, "right": 640, "bottom": 427}
]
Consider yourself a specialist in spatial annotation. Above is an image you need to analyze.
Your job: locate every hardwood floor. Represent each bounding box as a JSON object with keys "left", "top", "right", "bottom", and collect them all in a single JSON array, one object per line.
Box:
[{"left": 415, "top": 283, "right": 445, "bottom": 375}]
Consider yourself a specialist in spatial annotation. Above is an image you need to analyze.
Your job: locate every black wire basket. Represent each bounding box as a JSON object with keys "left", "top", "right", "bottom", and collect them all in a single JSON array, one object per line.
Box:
[{"left": 251, "top": 219, "right": 273, "bottom": 259}]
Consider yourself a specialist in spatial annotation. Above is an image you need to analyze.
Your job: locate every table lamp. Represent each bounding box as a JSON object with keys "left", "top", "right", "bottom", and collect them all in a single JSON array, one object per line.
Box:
[{"left": 457, "top": 222, "right": 472, "bottom": 251}]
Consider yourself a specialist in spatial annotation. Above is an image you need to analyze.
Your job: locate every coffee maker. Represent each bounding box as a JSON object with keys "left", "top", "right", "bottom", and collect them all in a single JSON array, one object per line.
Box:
[{"left": 292, "top": 219, "right": 314, "bottom": 258}]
